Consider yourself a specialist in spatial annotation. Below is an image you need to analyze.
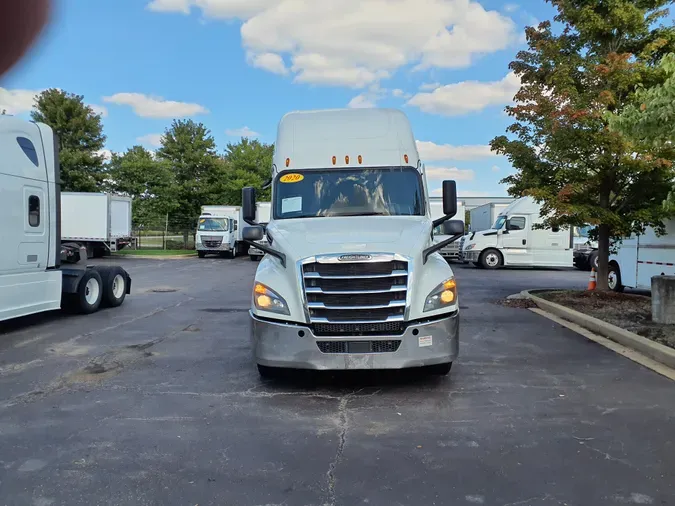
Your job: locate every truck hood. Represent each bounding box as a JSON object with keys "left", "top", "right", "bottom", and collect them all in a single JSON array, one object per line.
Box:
[{"left": 267, "top": 216, "right": 432, "bottom": 260}]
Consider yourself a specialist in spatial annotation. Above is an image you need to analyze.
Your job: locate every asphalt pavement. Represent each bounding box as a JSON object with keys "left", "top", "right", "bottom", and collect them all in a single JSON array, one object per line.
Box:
[{"left": 0, "top": 257, "right": 673, "bottom": 506}]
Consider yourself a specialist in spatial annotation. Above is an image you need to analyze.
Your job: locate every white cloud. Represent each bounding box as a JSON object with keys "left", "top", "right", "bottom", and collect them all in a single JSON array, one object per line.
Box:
[
  {"left": 492, "top": 165, "right": 500, "bottom": 172},
  {"left": 425, "top": 166, "right": 475, "bottom": 181},
  {"left": 103, "top": 93, "right": 208, "bottom": 118},
  {"left": 0, "top": 88, "right": 38, "bottom": 114},
  {"left": 419, "top": 82, "right": 440, "bottom": 91},
  {"left": 504, "top": 3, "right": 519, "bottom": 12},
  {"left": 137, "top": 133, "right": 164, "bottom": 147},
  {"left": 348, "top": 94, "right": 376, "bottom": 108},
  {"left": 96, "top": 149, "right": 113, "bottom": 161},
  {"left": 417, "top": 140, "right": 497, "bottom": 161},
  {"left": 147, "top": 0, "right": 517, "bottom": 88},
  {"left": 225, "top": 126, "right": 260, "bottom": 137},
  {"left": 392, "top": 89, "right": 404, "bottom": 97},
  {"left": 407, "top": 71, "right": 520, "bottom": 116},
  {"left": 247, "top": 51, "right": 288, "bottom": 75},
  {"left": 90, "top": 104, "right": 109, "bottom": 117}
]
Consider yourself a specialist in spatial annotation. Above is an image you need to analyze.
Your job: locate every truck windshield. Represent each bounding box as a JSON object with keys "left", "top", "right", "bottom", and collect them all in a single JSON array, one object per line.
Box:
[
  {"left": 493, "top": 216, "right": 506, "bottom": 230},
  {"left": 273, "top": 167, "right": 424, "bottom": 219},
  {"left": 198, "top": 218, "right": 228, "bottom": 231}
]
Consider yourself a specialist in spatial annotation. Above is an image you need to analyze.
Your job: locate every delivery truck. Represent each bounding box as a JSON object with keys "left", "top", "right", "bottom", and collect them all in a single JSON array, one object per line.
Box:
[
  {"left": 469, "top": 202, "right": 510, "bottom": 233},
  {"left": 60, "top": 192, "right": 133, "bottom": 261},
  {"left": 0, "top": 116, "right": 131, "bottom": 321},
  {"left": 239, "top": 108, "right": 465, "bottom": 378},
  {"left": 430, "top": 197, "right": 465, "bottom": 260},
  {"left": 196, "top": 205, "right": 245, "bottom": 258},
  {"left": 248, "top": 201, "right": 271, "bottom": 261}
]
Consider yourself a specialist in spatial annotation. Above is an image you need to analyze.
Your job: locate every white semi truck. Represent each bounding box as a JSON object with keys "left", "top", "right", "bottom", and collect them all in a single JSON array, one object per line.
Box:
[
  {"left": 430, "top": 197, "right": 465, "bottom": 260},
  {"left": 461, "top": 196, "right": 574, "bottom": 269},
  {"left": 60, "top": 192, "right": 133, "bottom": 261},
  {"left": 0, "top": 116, "right": 131, "bottom": 321},
  {"left": 239, "top": 108, "right": 464, "bottom": 378},
  {"left": 196, "top": 205, "right": 245, "bottom": 258},
  {"left": 248, "top": 201, "right": 271, "bottom": 261}
]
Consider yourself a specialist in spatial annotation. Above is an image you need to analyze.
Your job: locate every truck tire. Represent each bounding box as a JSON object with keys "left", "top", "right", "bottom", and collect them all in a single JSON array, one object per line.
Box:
[
  {"left": 479, "top": 249, "right": 502, "bottom": 269},
  {"left": 95, "top": 266, "right": 128, "bottom": 307},
  {"left": 589, "top": 251, "right": 599, "bottom": 271},
  {"left": 65, "top": 270, "right": 103, "bottom": 314},
  {"left": 608, "top": 263, "right": 624, "bottom": 293},
  {"left": 197, "top": 251, "right": 206, "bottom": 258}
]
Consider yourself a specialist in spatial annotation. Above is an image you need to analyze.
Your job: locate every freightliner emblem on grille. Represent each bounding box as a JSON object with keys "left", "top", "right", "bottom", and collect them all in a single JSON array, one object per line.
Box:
[{"left": 338, "top": 254, "right": 372, "bottom": 261}]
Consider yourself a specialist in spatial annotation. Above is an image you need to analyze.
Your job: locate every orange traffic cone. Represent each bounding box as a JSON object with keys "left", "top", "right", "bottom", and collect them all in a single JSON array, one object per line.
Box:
[{"left": 587, "top": 268, "right": 597, "bottom": 291}]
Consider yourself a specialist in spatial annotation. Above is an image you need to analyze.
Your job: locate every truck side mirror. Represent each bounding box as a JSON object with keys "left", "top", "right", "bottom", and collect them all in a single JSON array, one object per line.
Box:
[
  {"left": 242, "top": 187, "right": 256, "bottom": 223},
  {"left": 442, "top": 219, "right": 464, "bottom": 236},
  {"left": 442, "top": 180, "right": 457, "bottom": 218},
  {"left": 243, "top": 225, "right": 264, "bottom": 241}
]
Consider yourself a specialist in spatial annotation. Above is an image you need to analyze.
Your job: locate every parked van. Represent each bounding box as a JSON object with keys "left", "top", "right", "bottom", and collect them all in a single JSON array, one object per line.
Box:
[
  {"left": 608, "top": 220, "right": 675, "bottom": 291},
  {"left": 461, "top": 196, "right": 573, "bottom": 269}
]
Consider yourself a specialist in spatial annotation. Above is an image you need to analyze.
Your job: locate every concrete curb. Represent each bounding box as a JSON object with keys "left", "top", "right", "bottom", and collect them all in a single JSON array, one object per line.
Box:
[{"left": 525, "top": 290, "right": 675, "bottom": 370}]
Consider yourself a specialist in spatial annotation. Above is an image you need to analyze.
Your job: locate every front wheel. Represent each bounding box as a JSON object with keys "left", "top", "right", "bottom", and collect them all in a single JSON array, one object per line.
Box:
[
  {"left": 589, "top": 251, "right": 599, "bottom": 271},
  {"left": 608, "top": 263, "right": 624, "bottom": 293},
  {"left": 480, "top": 249, "right": 503, "bottom": 269},
  {"left": 197, "top": 251, "right": 206, "bottom": 258}
]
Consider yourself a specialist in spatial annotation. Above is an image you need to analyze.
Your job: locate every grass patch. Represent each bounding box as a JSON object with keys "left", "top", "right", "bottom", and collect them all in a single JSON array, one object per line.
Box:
[{"left": 115, "top": 249, "right": 196, "bottom": 256}]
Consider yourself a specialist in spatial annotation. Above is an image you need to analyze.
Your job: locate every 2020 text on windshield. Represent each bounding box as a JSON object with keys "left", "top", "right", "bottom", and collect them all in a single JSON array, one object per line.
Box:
[{"left": 273, "top": 167, "right": 425, "bottom": 220}]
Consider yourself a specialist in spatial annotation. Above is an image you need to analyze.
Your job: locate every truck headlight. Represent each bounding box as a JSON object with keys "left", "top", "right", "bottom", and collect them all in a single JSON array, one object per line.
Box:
[
  {"left": 424, "top": 278, "right": 458, "bottom": 312},
  {"left": 465, "top": 244, "right": 475, "bottom": 250},
  {"left": 253, "top": 282, "right": 290, "bottom": 315}
]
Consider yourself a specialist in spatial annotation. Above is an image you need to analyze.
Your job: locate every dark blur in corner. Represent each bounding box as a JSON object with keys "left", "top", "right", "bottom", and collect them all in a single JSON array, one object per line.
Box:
[{"left": 0, "top": 0, "right": 51, "bottom": 78}]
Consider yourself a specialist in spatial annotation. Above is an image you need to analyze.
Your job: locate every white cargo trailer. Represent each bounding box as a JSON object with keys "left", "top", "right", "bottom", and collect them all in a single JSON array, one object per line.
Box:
[
  {"left": 196, "top": 205, "right": 245, "bottom": 258},
  {"left": 248, "top": 202, "right": 271, "bottom": 261},
  {"left": 469, "top": 202, "right": 510, "bottom": 232},
  {"left": 0, "top": 117, "right": 131, "bottom": 321},
  {"left": 430, "top": 198, "right": 465, "bottom": 260},
  {"left": 60, "top": 192, "right": 133, "bottom": 260}
]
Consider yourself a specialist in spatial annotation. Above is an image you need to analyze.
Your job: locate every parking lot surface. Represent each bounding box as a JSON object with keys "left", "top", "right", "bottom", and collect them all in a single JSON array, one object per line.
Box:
[{"left": 0, "top": 257, "right": 673, "bottom": 506}]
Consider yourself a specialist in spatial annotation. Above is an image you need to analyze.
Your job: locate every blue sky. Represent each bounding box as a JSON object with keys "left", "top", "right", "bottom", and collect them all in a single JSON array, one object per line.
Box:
[{"left": 0, "top": 0, "right": 559, "bottom": 197}]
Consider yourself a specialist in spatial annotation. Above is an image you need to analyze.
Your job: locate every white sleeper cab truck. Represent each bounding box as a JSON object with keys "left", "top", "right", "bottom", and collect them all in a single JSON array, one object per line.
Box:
[
  {"left": 240, "top": 108, "right": 464, "bottom": 378},
  {"left": 196, "top": 205, "right": 244, "bottom": 258},
  {"left": 0, "top": 116, "right": 131, "bottom": 321},
  {"left": 430, "top": 197, "right": 465, "bottom": 260},
  {"left": 462, "top": 196, "right": 573, "bottom": 269},
  {"left": 607, "top": 220, "right": 675, "bottom": 292},
  {"left": 248, "top": 201, "right": 271, "bottom": 261}
]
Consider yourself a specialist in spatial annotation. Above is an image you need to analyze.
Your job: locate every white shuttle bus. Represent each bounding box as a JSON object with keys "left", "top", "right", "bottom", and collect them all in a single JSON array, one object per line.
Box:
[{"left": 239, "top": 108, "right": 464, "bottom": 377}]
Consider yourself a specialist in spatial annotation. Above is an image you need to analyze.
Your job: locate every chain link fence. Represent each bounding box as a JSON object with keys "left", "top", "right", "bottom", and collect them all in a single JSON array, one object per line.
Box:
[{"left": 131, "top": 217, "right": 198, "bottom": 250}]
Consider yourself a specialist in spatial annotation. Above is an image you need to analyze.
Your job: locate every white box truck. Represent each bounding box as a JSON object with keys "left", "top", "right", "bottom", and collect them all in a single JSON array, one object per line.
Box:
[
  {"left": 607, "top": 220, "right": 675, "bottom": 292},
  {"left": 430, "top": 197, "right": 465, "bottom": 260},
  {"left": 239, "top": 108, "right": 465, "bottom": 378},
  {"left": 461, "top": 196, "right": 573, "bottom": 269},
  {"left": 0, "top": 116, "right": 131, "bottom": 321},
  {"left": 60, "top": 192, "right": 133, "bottom": 261},
  {"left": 248, "top": 202, "right": 271, "bottom": 261},
  {"left": 196, "top": 205, "right": 245, "bottom": 258}
]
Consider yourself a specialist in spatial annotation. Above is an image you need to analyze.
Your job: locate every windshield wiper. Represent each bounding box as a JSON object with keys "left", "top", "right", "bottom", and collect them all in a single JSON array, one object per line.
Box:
[{"left": 331, "top": 212, "right": 389, "bottom": 217}]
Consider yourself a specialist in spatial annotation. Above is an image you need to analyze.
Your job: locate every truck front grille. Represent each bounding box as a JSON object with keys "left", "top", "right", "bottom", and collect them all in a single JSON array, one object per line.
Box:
[
  {"left": 312, "top": 321, "right": 405, "bottom": 336},
  {"left": 202, "top": 236, "right": 222, "bottom": 248},
  {"left": 317, "top": 340, "right": 401, "bottom": 354},
  {"left": 302, "top": 256, "right": 409, "bottom": 329}
]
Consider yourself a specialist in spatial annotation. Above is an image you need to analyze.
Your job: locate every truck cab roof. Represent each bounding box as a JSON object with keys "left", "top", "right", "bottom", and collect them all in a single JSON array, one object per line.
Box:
[{"left": 273, "top": 108, "right": 419, "bottom": 173}]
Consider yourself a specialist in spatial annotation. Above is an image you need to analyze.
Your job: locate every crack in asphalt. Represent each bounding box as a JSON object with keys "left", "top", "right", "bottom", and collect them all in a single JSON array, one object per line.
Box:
[{"left": 326, "top": 395, "right": 350, "bottom": 506}]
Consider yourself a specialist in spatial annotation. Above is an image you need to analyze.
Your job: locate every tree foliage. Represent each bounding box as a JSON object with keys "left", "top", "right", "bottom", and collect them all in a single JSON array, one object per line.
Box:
[
  {"left": 31, "top": 88, "right": 107, "bottom": 192},
  {"left": 106, "top": 146, "right": 178, "bottom": 226},
  {"left": 491, "top": 0, "right": 675, "bottom": 290},
  {"left": 221, "top": 137, "right": 274, "bottom": 205},
  {"left": 608, "top": 52, "right": 675, "bottom": 146}
]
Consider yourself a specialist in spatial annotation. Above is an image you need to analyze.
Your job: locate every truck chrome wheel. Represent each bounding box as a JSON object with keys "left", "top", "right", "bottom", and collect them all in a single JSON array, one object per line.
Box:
[
  {"left": 480, "top": 249, "right": 502, "bottom": 269},
  {"left": 85, "top": 278, "right": 100, "bottom": 305},
  {"left": 112, "top": 274, "right": 125, "bottom": 299}
]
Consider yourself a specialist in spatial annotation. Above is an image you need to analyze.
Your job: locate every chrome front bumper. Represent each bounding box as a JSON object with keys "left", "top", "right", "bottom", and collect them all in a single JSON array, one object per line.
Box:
[{"left": 250, "top": 311, "right": 459, "bottom": 370}]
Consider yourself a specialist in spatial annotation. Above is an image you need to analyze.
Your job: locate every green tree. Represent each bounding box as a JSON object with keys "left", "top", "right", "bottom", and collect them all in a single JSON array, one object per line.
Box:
[
  {"left": 107, "top": 145, "right": 178, "bottom": 226},
  {"left": 491, "top": 0, "right": 675, "bottom": 290},
  {"left": 221, "top": 137, "right": 274, "bottom": 204},
  {"left": 608, "top": 52, "right": 675, "bottom": 146},
  {"left": 30, "top": 88, "right": 107, "bottom": 192},
  {"left": 155, "top": 120, "right": 225, "bottom": 224}
]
